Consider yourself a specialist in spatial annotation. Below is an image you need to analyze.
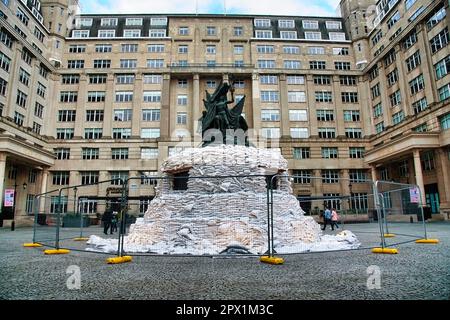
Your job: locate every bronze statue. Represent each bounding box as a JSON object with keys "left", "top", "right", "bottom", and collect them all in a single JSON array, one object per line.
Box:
[{"left": 200, "top": 81, "right": 249, "bottom": 147}]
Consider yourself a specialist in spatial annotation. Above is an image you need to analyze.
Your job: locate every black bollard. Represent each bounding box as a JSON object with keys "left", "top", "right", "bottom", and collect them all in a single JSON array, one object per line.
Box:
[
  {"left": 11, "top": 220, "right": 15, "bottom": 231},
  {"left": 410, "top": 216, "right": 414, "bottom": 223}
]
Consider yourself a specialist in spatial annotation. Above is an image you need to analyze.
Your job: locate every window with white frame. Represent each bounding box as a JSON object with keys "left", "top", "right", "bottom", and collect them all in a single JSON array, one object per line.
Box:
[
  {"left": 303, "top": 20, "right": 318, "bottom": 29},
  {"left": 283, "top": 46, "right": 300, "bottom": 54},
  {"left": 326, "top": 21, "right": 342, "bottom": 30},
  {"left": 123, "top": 29, "right": 141, "bottom": 38},
  {"left": 280, "top": 31, "right": 297, "bottom": 39},
  {"left": 255, "top": 30, "right": 273, "bottom": 38},
  {"left": 258, "top": 60, "right": 276, "bottom": 69},
  {"left": 144, "top": 74, "right": 162, "bottom": 84},
  {"left": 257, "top": 45, "right": 274, "bottom": 54},
  {"left": 287, "top": 75, "right": 305, "bottom": 85},
  {"left": 261, "top": 110, "right": 280, "bottom": 121},
  {"left": 141, "top": 148, "right": 159, "bottom": 159},
  {"left": 261, "top": 127, "right": 280, "bottom": 139},
  {"left": 288, "top": 91, "right": 306, "bottom": 103},
  {"left": 322, "top": 147, "right": 338, "bottom": 159},
  {"left": 308, "top": 46, "right": 325, "bottom": 55},
  {"left": 101, "top": 18, "right": 118, "bottom": 26},
  {"left": 148, "top": 44, "right": 165, "bottom": 53},
  {"left": 284, "top": 60, "right": 301, "bottom": 69},
  {"left": 261, "top": 91, "right": 279, "bottom": 102},
  {"left": 177, "top": 112, "right": 187, "bottom": 124},
  {"left": 112, "top": 128, "right": 132, "bottom": 139},
  {"left": 147, "top": 59, "right": 164, "bottom": 68},
  {"left": 126, "top": 18, "right": 143, "bottom": 26},
  {"left": 141, "top": 128, "right": 161, "bottom": 139},
  {"left": 289, "top": 110, "right": 307, "bottom": 121},
  {"left": 329, "top": 32, "right": 346, "bottom": 41},
  {"left": 116, "top": 91, "right": 133, "bottom": 102},
  {"left": 260, "top": 75, "right": 278, "bottom": 85},
  {"left": 143, "top": 91, "right": 161, "bottom": 103},
  {"left": 346, "top": 128, "right": 363, "bottom": 139},
  {"left": 56, "top": 128, "right": 74, "bottom": 140},
  {"left": 278, "top": 20, "right": 295, "bottom": 28},
  {"left": 116, "top": 74, "right": 135, "bottom": 84},
  {"left": 72, "top": 30, "right": 89, "bottom": 38},
  {"left": 98, "top": 30, "right": 115, "bottom": 38},
  {"left": 290, "top": 128, "right": 309, "bottom": 138},
  {"left": 305, "top": 32, "right": 321, "bottom": 40},
  {"left": 151, "top": 17, "right": 167, "bottom": 26},
  {"left": 114, "top": 109, "right": 133, "bottom": 121},
  {"left": 293, "top": 148, "right": 310, "bottom": 159},
  {"left": 254, "top": 19, "right": 271, "bottom": 27},
  {"left": 149, "top": 29, "right": 166, "bottom": 37}
]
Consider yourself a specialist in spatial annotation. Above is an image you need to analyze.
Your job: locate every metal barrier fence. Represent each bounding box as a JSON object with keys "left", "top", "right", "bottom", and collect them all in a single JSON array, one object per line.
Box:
[
  {"left": 375, "top": 181, "right": 427, "bottom": 248},
  {"left": 30, "top": 174, "right": 432, "bottom": 258}
]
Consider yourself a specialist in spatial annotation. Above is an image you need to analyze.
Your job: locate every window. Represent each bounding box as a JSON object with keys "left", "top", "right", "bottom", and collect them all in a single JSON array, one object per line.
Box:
[
  {"left": 34, "top": 27, "right": 45, "bottom": 42},
  {"left": 406, "top": 51, "right": 421, "bottom": 72},
  {"left": 141, "top": 148, "right": 159, "bottom": 160},
  {"left": 317, "top": 110, "right": 334, "bottom": 122},
  {"left": 260, "top": 91, "right": 279, "bottom": 102},
  {"left": 148, "top": 44, "right": 165, "bottom": 53},
  {"left": 315, "top": 91, "right": 332, "bottom": 103},
  {"left": 405, "top": 0, "right": 417, "bottom": 11},
  {"left": 260, "top": 75, "right": 278, "bottom": 85},
  {"left": 314, "top": 75, "right": 331, "bottom": 85},
  {"left": 55, "top": 148, "right": 70, "bottom": 160},
  {"left": 179, "top": 27, "right": 189, "bottom": 35},
  {"left": 206, "top": 45, "right": 216, "bottom": 54},
  {"left": 143, "top": 91, "right": 162, "bottom": 103},
  {"left": 439, "top": 83, "right": 450, "bottom": 101},
  {"left": 144, "top": 74, "right": 162, "bottom": 84},
  {"left": 72, "top": 30, "right": 90, "bottom": 38},
  {"left": 335, "top": 62, "right": 351, "bottom": 71},
  {"left": 98, "top": 30, "right": 115, "bottom": 38},
  {"left": 37, "top": 83, "right": 46, "bottom": 98},
  {"left": 81, "top": 172, "right": 99, "bottom": 185},
  {"left": 68, "top": 60, "right": 84, "bottom": 69},
  {"left": 303, "top": 20, "right": 318, "bottom": 29},
  {"left": 141, "top": 128, "right": 161, "bottom": 138},
  {"left": 234, "top": 45, "right": 244, "bottom": 55},
  {"left": 257, "top": 45, "right": 274, "bottom": 54},
  {"left": 120, "top": 59, "right": 137, "bottom": 69},
  {"left": 86, "top": 110, "right": 104, "bottom": 122},
  {"left": 421, "top": 151, "right": 435, "bottom": 171},
  {"left": 68, "top": 44, "right": 86, "bottom": 54},
  {"left": 95, "top": 44, "right": 112, "bottom": 53},
  {"left": 18, "top": 68, "right": 30, "bottom": 86},
  {"left": 371, "top": 83, "right": 380, "bottom": 99},
  {"left": 279, "top": 19, "right": 295, "bottom": 28},
  {"left": 284, "top": 60, "right": 301, "bottom": 69},
  {"left": 322, "top": 147, "right": 338, "bottom": 159},
  {"left": 89, "top": 74, "right": 107, "bottom": 84},
  {"left": 435, "top": 55, "right": 450, "bottom": 80},
  {"left": 412, "top": 97, "right": 428, "bottom": 115},
  {"left": 326, "top": 21, "right": 342, "bottom": 30},
  {"left": 340, "top": 76, "right": 357, "bottom": 86},
  {"left": 56, "top": 128, "right": 74, "bottom": 140},
  {"left": 112, "top": 148, "right": 129, "bottom": 160},
  {"left": 126, "top": 18, "right": 143, "bottom": 26},
  {"left": 427, "top": 6, "right": 446, "bottom": 30},
  {"left": 16, "top": 8, "right": 29, "bottom": 26},
  {"left": 409, "top": 74, "right": 425, "bottom": 95},
  {"left": 34, "top": 102, "right": 44, "bottom": 118},
  {"left": 16, "top": 90, "right": 27, "bottom": 108},
  {"left": 114, "top": 109, "right": 133, "bottom": 122},
  {"left": 233, "top": 80, "right": 245, "bottom": 89},
  {"left": 84, "top": 128, "right": 103, "bottom": 140},
  {"left": 116, "top": 91, "right": 133, "bottom": 102},
  {"left": 316, "top": 45, "right": 334, "bottom": 58},
  {"left": 257, "top": 60, "right": 275, "bottom": 69},
  {"left": 305, "top": 32, "right": 321, "bottom": 40},
  {"left": 346, "top": 128, "right": 363, "bottom": 139},
  {"left": 50, "top": 196, "right": 68, "bottom": 214},
  {"left": 178, "top": 45, "right": 188, "bottom": 54},
  {"left": 349, "top": 170, "right": 368, "bottom": 183},
  {"left": 0, "top": 52, "right": 11, "bottom": 72},
  {"left": 87, "top": 91, "right": 106, "bottom": 103},
  {"left": 373, "top": 103, "right": 383, "bottom": 118},
  {"left": 254, "top": 19, "right": 271, "bottom": 28},
  {"left": 261, "top": 110, "right": 280, "bottom": 121},
  {"left": 287, "top": 76, "right": 304, "bottom": 85},
  {"left": 289, "top": 110, "right": 307, "bottom": 121},
  {"left": 0, "top": 78, "right": 6, "bottom": 97},
  {"left": 255, "top": 30, "right": 272, "bottom": 38},
  {"left": 310, "top": 61, "right": 326, "bottom": 70},
  {"left": 59, "top": 91, "right": 78, "bottom": 103},
  {"left": 322, "top": 170, "right": 339, "bottom": 184},
  {"left": 14, "top": 112, "right": 24, "bottom": 126},
  {"left": 0, "top": 30, "right": 13, "bottom": 49},
  {"left": 147, "top": 59, "right": 164, "bottom": 68},
  {"left": 101, "top": 18, "right": 118, "bottom": 27},
  {"left": 58, "top": 110, "right": 76, "bottom": 122},
  {"left": 284, "top": 46, "right": 300, "bottom": 54},
  {"left": 116, "top": 74, "right": 135, "bottom": 84},
  {"left": 110, "top": 172, "right": 128, "bottom": 185},
  {"left": 390, "top": 90, "right": 402, "bottom": 107},
  {"left": 375, "top": 122, "right": 385, "bottom": 134},
  {"left": 288, "top": 91, "right": 306, "bottom": 103},
  {"left": 32, "top": 122, "right": 41, "bottom": 135},
  {"left": 234, "top": 27, "right": 243, "bottom": 36},
  {"left": 392, "top": 111, "right": 405, "bottom": 125},
  {"left": 293, "top": 148, "right": 310, "bottom": 159},
  {"left": 403, "top": 29, "right": 417, "bottom": 49},
  {"left": 387, "top": 11, "right": 400, "bottom": 30},
  {"left": 341, "top": 92, "right": 358, "bottom": 103},
  {"left": 261, "top": 128, "right": 280, "bottom": 139},
  {"left": 149, "top": 29, "right": 166, "bottom": 38},
  {"left": 206, "top": 80, "right": 216, "bottom": 88},
  {"left": 292, "top": 170, "right": 311, "bottom": 184},
  {"left": 280, "top": 31, "right": 297, "bottom": 39},
  {"left": 121, "top": 44, "right": 138, "bottom": 53},
  {"left": 142, "top": 109, "right": 161, "bottom": 121},
  {"left": 384, "top": 49, "right": 396, "bottom": 67},
  {"left": 439, "top": 113, "right": 450, "bottom": 131},
  {"left": 318, "top": 128, "right": 336, "bottom": 139},
  {"left": 290, "top": 128, "right": 309, "bottom": 138},
  {"left": 112, "top": 128, "right": 132, "bottom": 139},
  {"left": 52, "top": 171, "right": 69, "bottom": 185},
  {"left": 62, "top": 74, "right": 80, "bottom": 85},
  {"left": 414, "top": 123, "right": 428, "bottom": 132},
  {"left": 39, "top": 65, "right": 49, "bottom": 79},
  {"left": 177, "top": 112, "right": 187, "bottom": 125},
  {"left": 369, "top": 66, "right": 379, "bottom": 82},
  {"left": 372, "top": 30, "right": 383, "bottom": 46},
  {"left": 93, "top": 59, "right": 111, "bottom": 69},
  {"left": 430, "top": 28, "right": 449, "bottom": 54},
  {"left": 151, "top": 17, "right": 167, "bottom": 26},
  {"left": 206, "top": 26, "right": 216, "bottom": 36},
  {"left": 329, "top": 32, "right": 346, "bottom": 41},
  {"left": 343, "top": 110, "right": 360, "bottom": 122}
]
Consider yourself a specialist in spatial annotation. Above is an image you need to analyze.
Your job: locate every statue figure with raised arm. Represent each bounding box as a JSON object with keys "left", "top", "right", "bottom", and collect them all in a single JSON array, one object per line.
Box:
[{"left": 200, "top": 81, "right": 249, "bottom": 147}]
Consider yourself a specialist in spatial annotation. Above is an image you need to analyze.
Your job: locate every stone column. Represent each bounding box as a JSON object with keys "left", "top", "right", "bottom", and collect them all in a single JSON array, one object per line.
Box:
[
  {"left": 413, "top": 149, "right": 426, "bottom": 206},
  {"left": 192, "top": 74, "right": 201, "bottom": 142},
  {"left": 39, "top": 168, "right": 49, "bottom": 214},
  {"left": 160, "top": 73, "right": 171, "bottom": 140},
  {"left": 102, "top": 73, "right": 115, "bottom": 138},
  {"left": 0, "top": 153, "right": 6, "bottom": 215},
  {"left": 131, "top": 73, "right": 143, "bottom": 138},
  {"left": 279, "top": 74, "right": 290, "bottom": 138},
  {"left": 74, "top": 74, "right": 88, "bottom": 137},
  {"left": 251, "top": 73, "right": 261, "bottom": 142},
  {"left": 436, "top": 148, "right": 450, "bottom": 208},
  {"left": 340, "top": 169, "right": 350, "bottom": 210},
  {"left": 370, "top": 165, "right": 377, "bottom": 182},
  {"left": 306, "top": 75, "right": 318, "bottom": 137}
]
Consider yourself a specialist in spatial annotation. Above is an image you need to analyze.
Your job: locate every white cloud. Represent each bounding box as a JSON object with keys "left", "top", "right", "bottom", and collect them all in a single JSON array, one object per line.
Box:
[{"left": 80, "top": 0, "right": 342, "bottom": 16}]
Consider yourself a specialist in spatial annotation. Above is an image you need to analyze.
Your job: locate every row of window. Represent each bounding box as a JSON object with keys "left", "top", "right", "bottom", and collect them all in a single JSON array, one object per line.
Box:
[
  {"left": 260, "top": 127, "right": 363, "bottom": 139},
  {"left": 256, "top": 60, "right": 351, "bottom": 70},
  {"left": 254, "top": 30, "right": 346, "bottom": 41}
]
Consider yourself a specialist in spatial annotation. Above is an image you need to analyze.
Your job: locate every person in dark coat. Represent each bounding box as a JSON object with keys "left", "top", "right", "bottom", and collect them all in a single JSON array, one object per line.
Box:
[{"left": 102, "top": 210, "right": 113, "bottom": 235}]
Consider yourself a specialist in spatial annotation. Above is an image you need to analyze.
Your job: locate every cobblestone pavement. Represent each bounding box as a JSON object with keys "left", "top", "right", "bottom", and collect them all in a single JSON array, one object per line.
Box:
[{"left": 0, "top": 222, "right": 449, "bottom": 300}]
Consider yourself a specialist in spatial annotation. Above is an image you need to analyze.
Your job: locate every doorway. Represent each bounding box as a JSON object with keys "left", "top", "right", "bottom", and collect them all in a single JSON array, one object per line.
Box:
[{"left": 425, "top": 184, "right": 440, "bottom": 214}]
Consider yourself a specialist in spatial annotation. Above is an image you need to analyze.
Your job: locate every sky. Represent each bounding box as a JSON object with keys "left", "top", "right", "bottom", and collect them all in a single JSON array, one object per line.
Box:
[{"left": 78, "top": 0, "right": 342, "bottom": 17}]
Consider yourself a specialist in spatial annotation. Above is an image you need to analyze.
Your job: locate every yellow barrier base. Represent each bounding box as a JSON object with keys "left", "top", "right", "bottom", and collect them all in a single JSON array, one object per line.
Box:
[
  {"left": 372, "top": 248, "right": 398, "bottom": 254},
  {"left": 73, "top": 237, "right": 89, "bottom": 241},
  {"left": 44, "top": 249, "right": 70, "bottom": 255},
  {"left": 23, "top": 243, "right": 43, "bottom": 248},
  {"left": 384, "top": 234, "right": 396, "bottom": 238},
  {"left": 260, "top": 256, "right": 284, "bottom": 265},
  {"left": 106, "top": 256, "right": 133, "bottom": 264},
  {"left": 415, "top": 239, "right": 440, "bottom": 244}
]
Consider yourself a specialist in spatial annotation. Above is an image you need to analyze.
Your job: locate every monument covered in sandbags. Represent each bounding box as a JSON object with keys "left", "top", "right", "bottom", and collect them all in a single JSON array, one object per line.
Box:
[{"left": 87, "top": 82, "right": 360, "bottom": 254}]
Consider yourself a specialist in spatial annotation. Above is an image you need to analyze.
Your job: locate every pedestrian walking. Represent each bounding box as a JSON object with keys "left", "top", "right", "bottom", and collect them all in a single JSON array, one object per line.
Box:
[
  {"left": 322, "top": 207, "right": 332, "bottom": 231},
  {"left": 111, "top": 211, "right": 118, "bottom": 233},
  {"left": 102, "top": 209, "right": 113, "bottom": 235},
  {"left": 331, "top": 208, "right": 340, "bottom": 231}
]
